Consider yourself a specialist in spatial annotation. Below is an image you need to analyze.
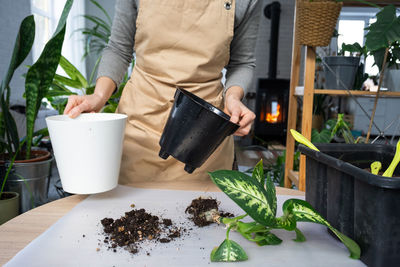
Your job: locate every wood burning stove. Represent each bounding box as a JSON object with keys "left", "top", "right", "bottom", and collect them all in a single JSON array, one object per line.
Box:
[
  {"left": 254, "top": 1, "right": 289, "bottom": 143},
  {"left": 255, "top": 79, "right": 289, "bottom": 140}
]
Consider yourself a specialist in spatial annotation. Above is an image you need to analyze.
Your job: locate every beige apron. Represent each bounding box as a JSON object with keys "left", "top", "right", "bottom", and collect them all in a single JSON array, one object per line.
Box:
[{"left": 117, "top": 0, "right": 236, "bottom": 184}]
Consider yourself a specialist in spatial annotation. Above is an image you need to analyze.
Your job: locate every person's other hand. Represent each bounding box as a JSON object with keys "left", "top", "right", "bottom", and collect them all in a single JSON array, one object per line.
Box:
[
  {"left": 224, "top": 86, "right": 255, "bottom": 136},
  {"left": 64, "top": 94, "right": 106, "bottom": 118}
]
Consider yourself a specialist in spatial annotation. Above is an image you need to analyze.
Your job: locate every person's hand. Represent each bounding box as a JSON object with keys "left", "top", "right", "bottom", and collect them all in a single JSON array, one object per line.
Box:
[
  {"left": 64, "top": 93, "right": 107, "bottom": 118},
  {"left": 64, "top": 76, "right": 116, "bottom": 118},
  {"left": 224, "top": 86, "right": 255, "bottom": 136}
]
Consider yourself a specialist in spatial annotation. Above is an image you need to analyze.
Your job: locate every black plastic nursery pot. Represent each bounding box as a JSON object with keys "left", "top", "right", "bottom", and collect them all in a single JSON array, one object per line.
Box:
[
  {"left": 159, "top": 88, "right": 239, "bottom": 173},
  {"left": 299, "top": 144, "right": 400, "bottom": 267}
]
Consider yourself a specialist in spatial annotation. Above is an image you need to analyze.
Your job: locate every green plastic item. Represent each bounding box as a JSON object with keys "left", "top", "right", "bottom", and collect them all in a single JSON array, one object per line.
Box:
[
  {"left": 382, "top": 140, "right": 400, "bottom": 177},
  {"left": 370, "top": 161, "right": 382, "bottom": 175},
  {"left": 290, "top": 129, "right": 320, "bottom": 152}
]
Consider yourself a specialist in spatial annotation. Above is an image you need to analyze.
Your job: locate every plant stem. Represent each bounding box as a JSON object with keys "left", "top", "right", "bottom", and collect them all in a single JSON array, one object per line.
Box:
[
  {"left": 226, "top": 225, "right": 234, "bottom": 240},
  {"left": 365, "top": 47, "right": 389, "bottom": 143},
  {"left": 0, "top": 141, "right": 23, "bottom": 198}
]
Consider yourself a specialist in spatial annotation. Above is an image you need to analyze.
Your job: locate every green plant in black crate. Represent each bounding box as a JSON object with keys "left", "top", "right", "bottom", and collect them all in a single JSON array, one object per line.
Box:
[
  {"left": 208, "top": 159, "right": 360, "bottom": 262},
  {"left": 311, "top": 113, "right": 356, "bottom": 144},
  {"left": 0, "top": 1, "right": 73, "bottom": 200}
]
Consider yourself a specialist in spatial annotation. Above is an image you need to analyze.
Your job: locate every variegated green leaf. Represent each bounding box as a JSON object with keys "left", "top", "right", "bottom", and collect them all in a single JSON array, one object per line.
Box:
[
  {"left": 252, "top": 159, "right": 264, "bottom": 184},
  {"left": 25, "top": 0, "right": 73, "bottom": 159},
  {"left": 209, "top": 170, "right": 276, "bottom": 226},
  {"left": 255, "top": 232, "right": 282, "bottom": 246},
  {"left": 294, "top": 227, "right": 306, "bottom": 242},
  {"left": 210, "top": 239, "right": 248, "bottom": 262},
  {"left": 265, "top": 172, "right": 277, "bottom": 216},
  {"left": 1, "top": 15, "right": 35, "bottom": 96},
  {"left": 283, "top": 199, "right": 360, "bottom": 259},
  {"left": 275, "top": 212, "right": 296, "bottom": 231}
]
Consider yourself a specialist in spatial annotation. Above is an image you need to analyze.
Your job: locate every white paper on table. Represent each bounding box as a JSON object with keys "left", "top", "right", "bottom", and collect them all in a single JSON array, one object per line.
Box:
[{"left": 5, "top": 185, "right": 365, "bottom": 267}]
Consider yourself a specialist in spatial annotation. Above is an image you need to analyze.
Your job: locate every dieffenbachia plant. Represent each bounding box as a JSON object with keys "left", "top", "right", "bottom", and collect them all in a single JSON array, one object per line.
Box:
[{"left": 208, "top": 160, "right": 360, "bottom": 262}]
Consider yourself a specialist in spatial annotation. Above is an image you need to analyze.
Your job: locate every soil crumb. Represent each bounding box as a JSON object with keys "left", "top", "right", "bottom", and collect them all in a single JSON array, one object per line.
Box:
[
  {"left": 185, "top": 197, "right": 234, "bottom": 227},
  {"left": 100, "top": 208, "right": 184, "bottom": 254}
]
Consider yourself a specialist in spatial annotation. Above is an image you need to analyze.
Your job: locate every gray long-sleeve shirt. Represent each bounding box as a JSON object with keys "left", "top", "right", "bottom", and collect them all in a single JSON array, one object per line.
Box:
[{"left": 97, "top": 0, "right": 261, "bottom": 95}]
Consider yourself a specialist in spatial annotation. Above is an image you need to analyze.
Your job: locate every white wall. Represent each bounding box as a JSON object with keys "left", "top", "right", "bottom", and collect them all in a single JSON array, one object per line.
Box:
[
  {"left": 252, "top": 0, "right": 295, "bottom": 93},
  {"left": 0, "top": 0, "right": 33, "bottom": 106}
]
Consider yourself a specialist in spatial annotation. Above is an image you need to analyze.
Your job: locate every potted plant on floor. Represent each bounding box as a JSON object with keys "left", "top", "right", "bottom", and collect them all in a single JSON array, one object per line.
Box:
[{"left": 0, "top": 0, "right": 74, "bottom": 216}]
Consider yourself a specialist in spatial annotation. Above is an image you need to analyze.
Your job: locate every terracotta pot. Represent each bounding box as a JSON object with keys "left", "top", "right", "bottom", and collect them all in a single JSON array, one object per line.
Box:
[
  {"left": 0, "top": 150, "right": 51, "bottom": 164},
  {"left": 0, "top": 192, "right": 19, "bottom": 225}
]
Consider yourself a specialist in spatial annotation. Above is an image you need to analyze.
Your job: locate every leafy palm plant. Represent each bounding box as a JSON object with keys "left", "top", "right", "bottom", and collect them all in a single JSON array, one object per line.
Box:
[
  {"left": 46, "top": 0, "right": 132, "bottom": 114},
  {"left": 208, "top": 160, "right": 360, "bottom": 262},
  {"left": 45, "top": 55, "right": 129, "bottom": 114},
  {"left": 79, "top": 0, "right": 112, "bottom": 60},
  {"left": 0, "top": 0, "right": 74, "bottom": 197}
]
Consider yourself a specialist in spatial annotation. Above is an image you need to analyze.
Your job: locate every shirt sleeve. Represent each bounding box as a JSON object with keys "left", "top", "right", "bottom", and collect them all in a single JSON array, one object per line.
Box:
[
  {"left": 96, "top": 0, "right": 137, "bottom": 87},
  {"left": 225, "top": 0, "right": 261, "bottom": 96}
]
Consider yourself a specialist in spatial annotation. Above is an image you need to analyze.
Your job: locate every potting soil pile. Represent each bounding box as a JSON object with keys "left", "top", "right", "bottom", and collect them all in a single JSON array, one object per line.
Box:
[{"left": 5, "top": 185, "right": 366, "bottom": 267}]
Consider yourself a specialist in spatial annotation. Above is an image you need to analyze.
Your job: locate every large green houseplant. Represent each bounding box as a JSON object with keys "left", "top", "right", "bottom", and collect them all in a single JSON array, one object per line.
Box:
[{"left": 0, "top": 0, "right": 74, "bottom": 217}]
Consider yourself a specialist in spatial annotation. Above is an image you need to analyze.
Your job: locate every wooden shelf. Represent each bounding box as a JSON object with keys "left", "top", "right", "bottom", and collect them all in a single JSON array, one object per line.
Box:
[
  {"left": 344, "top": 1, "right": 400, "bottom": 7},
  {"left": 294, "top": 87, "right": 400, "bottom": 97},
  {"left": 314, "top": 89, "right": 400, "bottom": 97}
]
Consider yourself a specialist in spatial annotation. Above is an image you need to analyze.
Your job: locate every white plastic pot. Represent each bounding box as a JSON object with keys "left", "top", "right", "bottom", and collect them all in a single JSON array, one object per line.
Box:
[{"left": 46, "top": 113, "right": 127, "bottom": 194}]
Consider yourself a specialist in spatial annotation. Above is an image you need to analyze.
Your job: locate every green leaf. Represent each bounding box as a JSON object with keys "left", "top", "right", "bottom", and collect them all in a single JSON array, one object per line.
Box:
[
  {"left": 1, "top": 98, "right": 20, "bottom": 155},
  {"left": 90, "top": 0, "right": 112, "bottom": 25},
  {"left": 365, "top": 5, "right": 400, "bottom": 51},
  {"left": 265, "top": 172, "right": 277, "bottom": 216},
  {"left": 82, "top": 14, "right": 111, "bottom": 33},
  {"left": 24, "top": 0, "right": 73, "bottom": 159},
  {"left": 236, "top": 221, "right": 268, "bottom": 241},
  {"left": 294, "top": 228, "right": 306, "bottom": 242},
  {"left": 340, "top": 42, "right": 364, "bottom": 56},
  {"left": 255, "top": 232, "right": 282, "bottom": 246},
  {"left": 210, "top": 239, "right": 248, "bottom": 262},
  {"left": 275, "top": 212, "right": 297, "bottom": 231},
  {"left": 53, "top": 74, "right": 83, "bottom": 89},
  {"left": 370, "top": 47, "right": 387, "bottom": 71},
  {"left": 311, "top": 128, "right": 332, "bottom": 143},
  {"left": 282, "top": 199, "right": 361, "bottom": 259},
  {"left": 209, "top": 170, "right": 276, "bottom": 226},
  {"left": 59, "top": 55, "right": 88, "bottom": 88},
  {"left": 1, "top": 15, "right": 35, "bottom": 96},
  {"left": 252, "top": 159, "right": 264, "bottom": 184}
]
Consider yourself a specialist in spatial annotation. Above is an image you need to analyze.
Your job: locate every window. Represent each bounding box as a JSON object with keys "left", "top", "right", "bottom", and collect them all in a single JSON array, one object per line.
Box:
[
  {"left": 31, "top": 0, "right": 86, "bottom": 79},
  {"left": 337, "top": 7, "right": 380, "bottom": 76}
]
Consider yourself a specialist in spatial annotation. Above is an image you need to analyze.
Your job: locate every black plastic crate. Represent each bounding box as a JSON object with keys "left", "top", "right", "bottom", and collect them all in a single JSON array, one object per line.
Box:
[{"left": 299, "top": 143, "right": 400, "bottom": 267}]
